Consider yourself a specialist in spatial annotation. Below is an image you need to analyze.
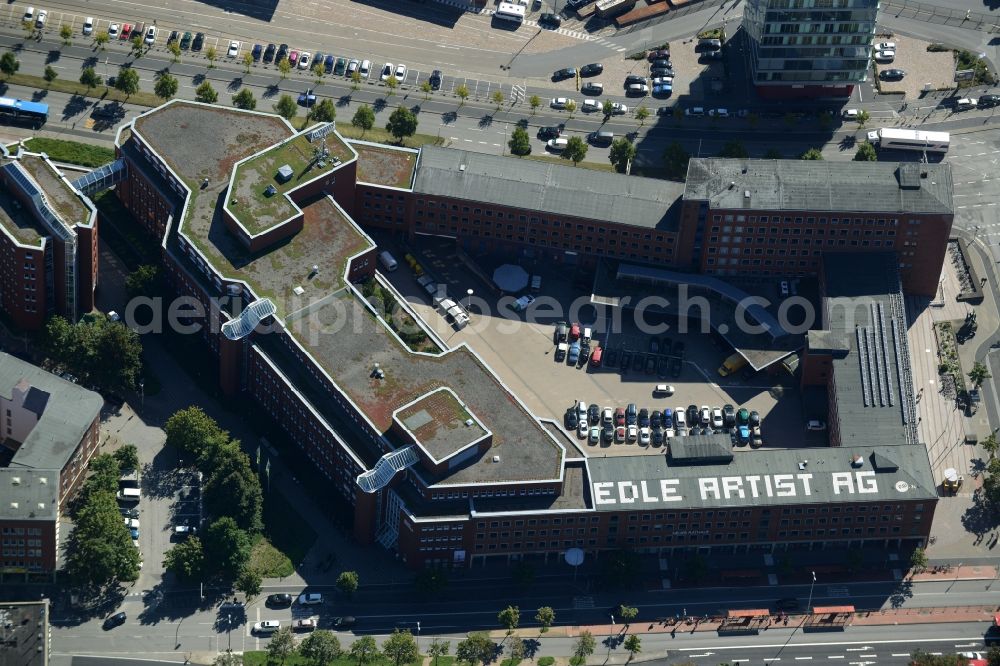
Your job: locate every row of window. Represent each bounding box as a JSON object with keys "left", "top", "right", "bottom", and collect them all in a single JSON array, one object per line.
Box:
[{"left": 1, "top": 527, "right": 43, "bottom": 536}]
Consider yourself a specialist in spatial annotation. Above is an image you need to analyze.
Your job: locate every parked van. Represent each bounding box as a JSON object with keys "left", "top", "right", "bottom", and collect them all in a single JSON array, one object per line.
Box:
[
  {"left": 379, "top": 251, "right": 398, "bottom": 272},
  {"left": 698, "top": 38, "right": 722, "bottom": 50},
  {"left": 588, "top": 130, "right": 614, "bottom": 146},
  {"left": 117, "top": 487, "right": 141, "bottom": 503},
  {"left": 717, "top": 352, "right": 747, "bottom": 377}
]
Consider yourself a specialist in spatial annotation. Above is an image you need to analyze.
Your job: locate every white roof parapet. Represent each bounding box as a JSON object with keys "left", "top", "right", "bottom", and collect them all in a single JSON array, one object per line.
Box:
[{"left": 222, "top": 298, "right": 277, "bottom": 340}]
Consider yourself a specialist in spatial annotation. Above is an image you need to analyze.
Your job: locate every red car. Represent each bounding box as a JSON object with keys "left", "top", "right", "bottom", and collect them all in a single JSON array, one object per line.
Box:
[
  {"left": 647, "top": 48, "right": 670, "bottom": 61},
  {"left": 120, "top": 23, "right": 132, "bottom": 39},
  {"left": 569, "top": 323, "right": 581, "bottom": 340},
  {"left": 289, "top": 50, "right": 299, "bottom": 66},
  {"left": 614, "top": 407, "right": 625, "bottom": 426},
  {"left": 589, "top": 346, "right": 602, "bottom": 367}
]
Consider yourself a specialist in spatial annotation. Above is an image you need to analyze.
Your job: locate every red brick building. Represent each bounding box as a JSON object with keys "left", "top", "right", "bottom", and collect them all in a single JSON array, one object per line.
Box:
[{"left": 110, "top": 102, "right": 939, "bottom": 571}]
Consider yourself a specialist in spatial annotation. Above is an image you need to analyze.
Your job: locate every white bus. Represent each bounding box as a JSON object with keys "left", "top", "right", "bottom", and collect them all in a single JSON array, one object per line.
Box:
[
  {"left": 866, "top": 128, "right": 950, "bottom": 153},
  {"left": 494, "top": 2, "right": 526, "bottom": 23}
]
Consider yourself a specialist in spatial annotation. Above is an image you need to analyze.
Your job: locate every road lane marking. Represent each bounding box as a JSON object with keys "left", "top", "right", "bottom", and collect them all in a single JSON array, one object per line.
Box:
[
  {"left": 829, "top": 657, "right": 845, "bottom": 660},
  {"left": 795, "top": 657, "right": 813, "bottom": 661}
]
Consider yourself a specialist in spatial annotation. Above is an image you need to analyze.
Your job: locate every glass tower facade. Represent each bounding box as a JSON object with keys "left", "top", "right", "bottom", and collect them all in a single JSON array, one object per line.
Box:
[{"left": 743, "top": 0, "right": 878, "bottom": 93}]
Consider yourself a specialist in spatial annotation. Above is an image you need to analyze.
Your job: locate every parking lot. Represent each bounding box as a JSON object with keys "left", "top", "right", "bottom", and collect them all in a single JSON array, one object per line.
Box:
[
  {"left": 872, "top": 34, "right": 958, "bottom": 99},
  {"left": 378, "top": 240, "right": 824, "bottom": 458}
]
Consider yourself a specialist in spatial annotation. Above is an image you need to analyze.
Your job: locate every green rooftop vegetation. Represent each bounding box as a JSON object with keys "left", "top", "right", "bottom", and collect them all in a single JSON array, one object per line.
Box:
[{"left": 17, "top": 155, "right": 91, "bottom": 227}]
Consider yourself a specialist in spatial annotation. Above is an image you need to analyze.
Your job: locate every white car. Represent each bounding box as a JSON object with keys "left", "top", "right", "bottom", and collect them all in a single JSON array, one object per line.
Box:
[
  {"left": 227, "top": 40, "right": 240, "bottom": 58},
  {"left": 601, "top": 408, "right": 613, "bottom": 426},
  {"left": 512, "top": 294, "right": 535, "bottom": 311},
  {"left": 35, "top": 9, "right": 47, "bottom": 28},
  {"left": 83, "top": 17, "right": 93, "bottom": 35},
  {"left": 380, "top": 63, "right": 393, "bottom": 81},
  {"left": 674, "top": 408, "right": 687, "bottom": 429},
  {"left": 806, "top": 419, "right": 827, "bottom": 431},
  {"left": 293, "top": 619, "right": 318, "bottom": 631},
  {"left": 298, "top": 51, "right": 311, "bottom": 69},
  {"left": 654, "top": 384, "right": 674, "bottom": 395},
  {"left": 609, "top": 102, "right": 628, "bottom": 115},
  {"left": 699, "top": 405, "right": 711, "bottom": 425},
  {"left": 575, "top": 400, "right": 588, "bottom": 422},
  {"left": 651, "top": 76, "right": 674, "bottom": 86},
  {"left": 577, "top": 420, "right": 589, "bottom": 438},
  {"left": 958, "top": 653, "right": 984, "bottom": 661},
  {"left": 298, "top": 593, "right": 323, "bottom": 605},
  {"left": 546, "top": 137, "right": 568, "bottom": 151},
  {"left": 253, "top": 620, "right": 280, "bottom": 634},
  {"left": 626, "top": 424, "right": 638, "bottom": 442},
  {"left": 550, "top": 97, "right": 573, "bottom": 109},
  {"left": 582, "top": 99, "right": 600, "bottom": 112},
  {"left": 394, "top": 63, "right": 407, "bottom": 82},
  {"left": 589, "top": 426, "right": 601, "bottom": 444},
  {"left": 108, "top": 23, "right": 120, "bottom": 38},
  {"left": 639, "top": 427, "right": 651, "bottom": 445},
  {"left": 842, "top": 108, "right": 860, "bottom": 119},
  {"left": 144, "top": 26, "right": 156, "bottom": 45},
  {"left": 360, "top": 59, "right": 371, "bottom": 78},
  {"left": 711, "top": 407, "right": 724, "bottom": 429},
  {"left": 956, "top": 97, "right": 978, "bottom": 111},
  {"left": 23, "top": 7, "right": 34, "bottom": 22},
  {"left": 875, "top": 49, "right": 895, "bottom": 62},
  {"left": 709, "top": 108, "right": 729, "bottom": 117},
  {"left": 877, "top": 41, "right": 896, "bottom": 51}
]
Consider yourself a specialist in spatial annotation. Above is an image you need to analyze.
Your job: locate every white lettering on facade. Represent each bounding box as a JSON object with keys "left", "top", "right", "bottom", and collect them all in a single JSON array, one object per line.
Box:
[
  {"left": 857, "top": 470, "right": 877, "bottom": 493},
  {"left": 722, "top": 476, "right": 745, "bottom": 499},
  {"left": 699, "top": 477, "right": 721, "bottom": 500},
  {"left": 774, "top": 474, "right": 795, "bottom": 496},
  {"left": 832, "top": 472, "right": 854, "bottom": 495},
  {"left": 640, "top": 480, "right": 659, "bottom": 503},
  {"left": 594, "top": 482, "right": 615, "bottom": 505},
  {"left": 618, "top": 481, "right": 638, "bottom": 503},
  {"left": 746, "top": 475, "right": 762, "bottom": 498},
  {"left": 659, "top": 479, "right": 682, "bottom": 502},
  {"left": 798, "top": 473, "right": 814, "bottom": 495}
]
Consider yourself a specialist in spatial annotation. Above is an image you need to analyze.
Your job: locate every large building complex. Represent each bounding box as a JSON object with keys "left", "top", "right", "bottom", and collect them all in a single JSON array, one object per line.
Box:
[
  {"left": 0, "top": 144, "right": 99, "bottom": 330},
  {"left": 0, "top": 353, "right": 104, "bottom": 575},
  {"left": 741, "top": 0, "right": 879, "bottom": 99},
  {"left": 109, "top": 101, "right": 945, "bottom": 568}
]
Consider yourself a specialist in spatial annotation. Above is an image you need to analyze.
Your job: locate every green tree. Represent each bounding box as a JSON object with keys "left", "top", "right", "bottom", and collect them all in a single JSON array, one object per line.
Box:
[
  {"left": 235, "top": 566, "right": 262, "bottom": 599},
  {"left": 195, "top": 81, "right": 219, "bottom": 103},
  {"left": 635, "top": 106, "right": 649, "bottom": 126},
  {"left": 565, "top": 99, "right": 577, "bottom": 118},
  {"left": 529, "top": 94, "right": 541, "bottom": 114},
  {"left": 416, "top": 567, "right": 448, "bottom": 595},
  {"left": 278, "top": 57, "right": 292, "bottom": 79},
  {"left": 22, "top": 20, "right": 35, "bottom": 38},
  {"left": 203, "top": 444, "right": 263, "bottom": 532},
  {"left": 94, "top": 31, "right": 109, "bottom": 50},
  {"left": 562, "top": 135, "right": 587, "bottom": 166},
  {"left": 0, "top": 52, "right": 20, "bottom": 79},
  {"left": 273, "top": 94, "right": 298, "bottom": 120},
  {"left": 623, "top": 635, "right": 641, "bottom": 661},
  {"left": 310, "top": 98, "right": 336, "bottom": 123},
  {"left": 718, "top": 140, "right": 748, "bottom": 158},
  {"left": 535, "top": 606, "right": 555, "bottom": 632},
  {"left": 508, "top": 126, "right": 531, "bottom": 156},
  {"left": 498, "top": 605, "right": 520, "bottom": 636},
  {"left": 856, "top": 109, "right": 870, "bottom": 128},
  {"left": 983, "top": 431, "right": 999, "bottom": 460},
  {"left": 232, "top": 89, "right": 256, "bottom": 110},
  {"left": 337, "top": 570, "right": 360, "bottom": 597},
  {"left": 854, "top": 141, "right": 877, "bottom": 161},
  {"left": 572, "top": 630, "right": 596, "bottom": 662},
  {"left": 618, "top": 605, "right": 638, "bottom": 628},
  {"left": 300, "top": 630, "right": 342, "bottom": 664},
  {"left": 213, "top": 652, "right": 243, "bottom": 666},
  {"left": 970, "top": 361, "right": 992, "bottom": 389},
  {"left": 609, "top": 137, "right": 636, "bottom": 173},
  {"left": 800, "top": 147, "right": 824, "bottom": 160},
  {"left": 202, "top": 516, "right": 252, "bottom": 577},
  {"left": 386, "top": 106, "right": 418, "bottom": 144},
  {"left": 165, "top": 407, "right": 229, "bottom": 457},
  {"left": 154, "top": 72, "right": 179, "bottom": 100},
  {"left": 421, "top": 81, "right": 432, "bottom": 99},
  {"left": 910, "top": 649, "right": 965, "bottom": 666},
  {"left": 113, "top": 444, "right": 140, "bottom": 471},
  {"left": 168, "top": 41, "right": 182, "bottom": 63},
  {"left": 455, "top": 632, "right": 494, "bottom": 666},
  {"left": 206, "top": 45, "right": 217, "bottom": 68},
  {"left": 986, "top": 645, "right": 1000, "bottom": 666},
  {"left": 130, "top": 34, "right": 144, "bottom": 57},
  {"left": 243, "top": 52, "right": 254, "bottom": 74},
  {"left": 163, "top": 536, "right": 205, "bottom": 580},
  {"left": 80, "top": 66, "right": 101, "bottom": 89},
  {"left": 428, "top": 639, "right": 450, "bottom": 666},
  {"left": 602, "top": 100, "right": 615, "bottom": 118},
  {"left": 386, "top": 74, "right": 398, "bottom": 96},
  {"left": 42, "top": 315, "right": 142, "bottom": 391},
  {"left": 267, "top": 627, "right": 296, "bottom": 665},
  {"left": 492, "top": 90, "right": 504, "bottom": 110},
  {"left": 764, "top": 148, "right": 782, "bottom": 159},
  {"left": 383, "top": 629, "right": 419, "bottom": 666},
  {"left": 350, "top": 636, "right": 380, "bottom": 666},
  {"left": 456, "top": 84, "right": 469, "bottom": 107},
  {"left": 508, "top": 639, "right": 526, "bottom": 663},
  {"left": 352, "top": 105, "right": 375, "bottom": 136},
  {"left": 65, "top": 490, "right": 141, "bottom": 589},
  {"left": 43, "top": 65, "right": 57, "bottom": 85},
  {"left": 115, "top": 67, "right": 140, "bottom": 97},
  {"left": 351, "top": 69, "right": 362, "bottom": 90},
  {"left": 60, "top": 24, "right": 72, "bottom": 45},
  {"left": 312, "top": 61, "right": 325, "bottom": 84},
  {"left": 910, "top": 546, "right": 928, "bottom": 573},
  {"left": 662, "top": 142, "right": 690, "bottom": 180}
]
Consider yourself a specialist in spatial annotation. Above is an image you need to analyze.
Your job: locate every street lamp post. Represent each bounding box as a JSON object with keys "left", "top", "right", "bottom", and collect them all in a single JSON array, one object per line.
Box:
[
  {"left": 765, "top": 571, "right": 815, "bottom": 666},
  {"left": 466, "top": 288, "right": 474, "bottom": 312},
  {"left": 227, "top": 613, "right": 232, "bottom": 652},
  {"left": 139, "top": 379, "right": 145, "bottom": 411}
]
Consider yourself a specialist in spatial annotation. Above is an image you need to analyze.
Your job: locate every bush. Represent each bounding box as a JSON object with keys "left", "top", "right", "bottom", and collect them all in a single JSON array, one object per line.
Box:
[
  {"left": 538, "top": 658, "right": 555, "bottom": 666},
  {"left": 927, "top": 43, "right": 951, "bottom": 52},
  {"left": 697, "top": 28, "right": 721, "bottom": 39}
]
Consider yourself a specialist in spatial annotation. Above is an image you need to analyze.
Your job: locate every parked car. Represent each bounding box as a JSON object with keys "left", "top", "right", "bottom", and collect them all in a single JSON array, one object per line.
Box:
[
  {"left": 879, "top": 68, "right": 905, "bottom": 80},
  {"left": 298, "top": 593, "right": 323, "bottom": 605},
  {"left": 293, "top": 618, "right": 317, "bottom": 631},
  {"left": 638, "top": 408, "right": 650, "bottom": 428},
  {"left": 654, "top": 384, "right": 674, "bottom": 396},
  {"left": 626, "top": 84, "right": 648, "bottom": 97},
  {"left": 228, "top": 40, "right": 241, "bottom": 58},
  {"left": 347, "top": 59, "right": 360, "bottom": 76},
  {"left": 582, "top": 99, "right": 600, "bottom": 112},
  {"left": 360, "top": 59, "right": 372, "bottom": 78},
  {"left": 588, "top": 404, "right": 600, "bottom": 425},
  {"left": 649, "top": 59, "right": 671, "bottom": 70},
  {"left": 144, "top": 25, "right": 156, "bottom": 45},
  {"left": 120, "top": 23, "right": 132, "bottom": 39},
  {"left": 624, "top": 74, "right": 647, "bottom": 86},
  {"left": 699, "top": 405, "right": 711, "bottom": 426},
  {"left": 297, "top": 89, "right": 317, "bottom": 107},
  {"left": 253, "top": 620, "right": 281, "bottom": 634},
  {"left": 539, "top": 12, "right": 562, "bottom": 27},
  {"left": 513, "top": 294, "right": 535, "bottom": 311},
  {"left": 980, "top": 94, "right": 1000, "bottom": 108},
  {"left": 581, "top": 82, "right": 603, "bottom": 95},
  {"left": 297, "top": 51, "right": 311, "bottom": 69},
  {"left": 647, "top": 48, "right": 670, "bottom": 61},
  {"left": 737, "top": 408, "right": 750, "bottom": 425},
  {"left": 538, "top": 125, "right": 564, "bottom": 140},
  {"left": 394, "top": 63, "right": 407, "bottom": 81},
  {"left": 874, "top": 49, "right": 895, "bottom": 62},
  {"left": 324, "top": 54, "right": 335, "bottom": 73},
  {"left": 564, "top": 408, "right": 578, "bottom": 429},
  {"left": 109, "top": 23, "right": 121, "bottom": 39},
  {"left": 251, "top": 43, "right": 263, "bottom": 61},
  {"left": 580, "top": 63, "right": 603, "bottom": 77},
  {"left": 262, "top": 43, "right": 276, "bottom": 62},
  {"left": 429, "top": 69, "right": 443, "bottom": 89},
  {"left": 711, "top": 407, "right": 724, "bottom": 429},
  {"left": 83, "top": 16, "right": 95, "bottom": 35},
  {"left": 103, "top": 612, "right": 127, "bottom": 630},
  {"left": 547, "top": 137, "right": 569, "bottom": 152},
  {"left": 335, "top": 57, "right": 348, "bottom": 75},
  {"left": 615, "top": 426, "right": 626, "bottom": 443},
  {"left": 723, "top": 404, "right": 735, "bottom": 427},
  {"left": 639, "top": 427, "right": 651, "bottom": 445},
  {"left": 627, "top": 424, "right": 638, "bottom": 442},
  {"left": 552, "top": 67, "right": 577, "bottom": 81},
  {"left": 34, "top": 9, "right": 47, "bottom": 29},
  {"left": 749, "top": 410, "right": 761, "bottom": 427},
  {"left": 192, "top": 32, "right": 205, "bottom": 50},
  {"left": 807, "top": 419, "right": 827, "bottom": 431},
  {"left": 877, "top": 41, "right": 896, "bottom": 51},
  {"left": 956, "top": 97, "right": 978, "bottom": 111}
]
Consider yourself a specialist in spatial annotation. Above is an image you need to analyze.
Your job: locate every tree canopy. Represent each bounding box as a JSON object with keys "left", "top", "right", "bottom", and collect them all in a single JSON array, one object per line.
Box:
[
  {"left": 609, "top": 138, "right": 637, "bottom": 173},
  {"left": 42, "top": 315, "right": 142, "bottom": 392},
  {"left": 383, "top": 629, "right": 419, "bottom": 666},
  {"left": 386, "top": 106, "right": 418, "bottom": 144}
]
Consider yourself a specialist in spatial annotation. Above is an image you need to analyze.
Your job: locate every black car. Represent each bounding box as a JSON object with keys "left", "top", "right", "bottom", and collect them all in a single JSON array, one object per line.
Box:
[
  {"left": 263, "top": 43, "right": 276, "bottom": 63},
  {"left": 674, "top": 340, "right": 685, "bottom": 355},
  {"left": 276, "top": 43, "right": 289, "bottom": 62},
  {"left": 638, "top": 408, "right": 650, "bottom": 427},
  {"left": 620, "top": 351, "right": 632, "bottom": 371},
  {"left": 670, "top": 357, "right": 682, "bottom": 377},
  {"left": 650, "top": 67, "right": 674, "bottom": 78},
  {"left": 429, "top": 69, "right": 442, "bottom": 90},
  {"left": 297, "top": 89, "right": 317, "bottom": 107},
  {"left": 624, "top": 74, "right": 647, "bottom": 86},
  {"left": 649, "top": 59, "right": 671, "bottom": 69},
  {"left": 192, "top": 32, "right": 205, "bottom": 51},
  {"left": 687, "top": 404, "right": 699, "bottom": 424},
  {"left": 565, "top": 408, "right": 578, "bottom": 429},
  {"left": 656, "top": 106, "right": 673, "bottom": 116},
  {"left": 581, "top": 82, "right": 603, "bottom": 95},
  {"left": 723, "top": 404, "right": 736, "bottom": 427},
  {"left": 333, "top": 616, "right": 356, "bottom": 629},
  {"left": 980, "top": 94, "right": 1000, "bottom": 108},
  {"left": 167, "top": 30, "right": 179, "bottom": 44},
  {"left": 539, "top": 12, "right": 562, "bottom": 27},
  {"left": 660, "top": 336, "right": 672, "bottom": 355},
  {"left": 645, "top": 356, "right": 656, "bottom": 374},
  {"left": 652, "top": 429, "right": 664, "bottom": 446},
  {"left": 588, "top": 404, "right": 600, "bottom": 425},
  {"left": 580, "top": 63, "right": 603, "bottom": 77},
  {"left": 266, "top": 593, "right": 294, "bottom": 607},
  {"left": 103, "top": 612, "right": 127, "bottom": 630},
  {"left": 775, "top": 597, "right": 800, "bottom": 611},
  {"left": 251, "top": 43, "right": 263, "bottom": 61},
  {"left": 537, "top": 125, "right": 564, "bottom": 140},
  {"left": 656, "top": 356, "right": 669, "bottom": 377},
  {"left": 879, "top": 68, "right": 905, "bottom": 81},
  {"left": 650, "top": 410, "right": 662, "bottom": 429},
  {"left": 632, "top": 352, "right": 644, "bottom": 372},
  {"left": 602, "top": 426, "right": 614, "bottom": 443},
  {"left": 552, "top": 67, "right": 577, "bottom": 81},
  {"left": 91, "top": 103, "right": 123, "bottom": 120}
]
